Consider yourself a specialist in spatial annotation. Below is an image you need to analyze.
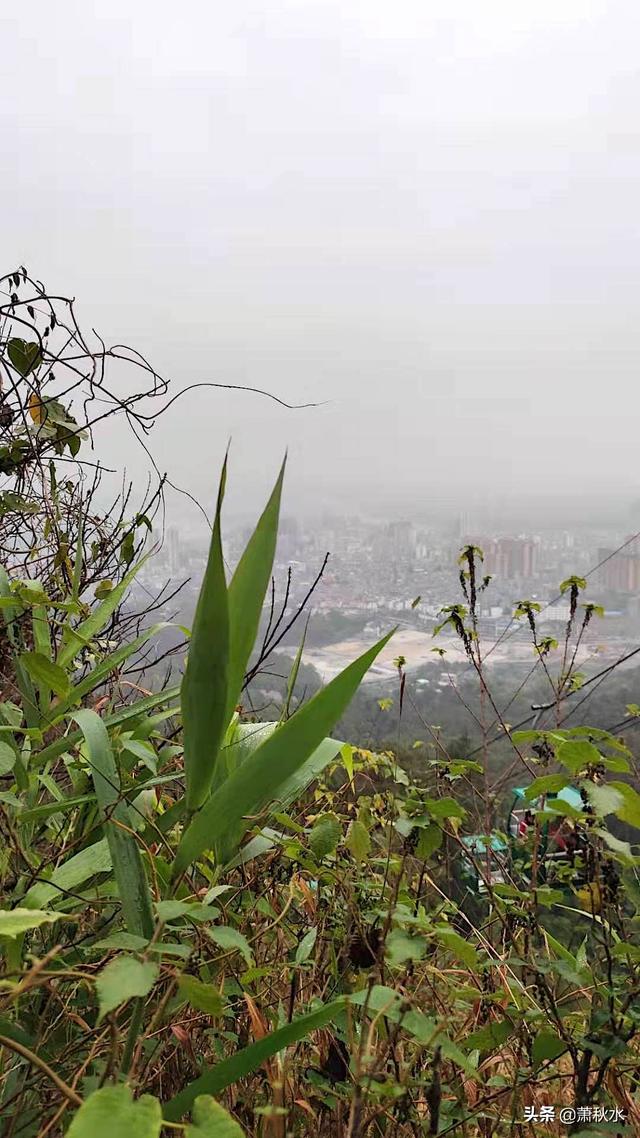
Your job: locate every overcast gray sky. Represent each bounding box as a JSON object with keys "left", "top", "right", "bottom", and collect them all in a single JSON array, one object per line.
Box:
[{"left": 3, "top": 1, "right": 639, "bottom": 525}]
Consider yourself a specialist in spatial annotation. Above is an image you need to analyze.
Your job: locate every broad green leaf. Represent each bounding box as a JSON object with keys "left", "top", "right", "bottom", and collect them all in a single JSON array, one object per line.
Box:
[
  {"left": 173, "top": 633, "right": 393, "bottom": 874},
  {"left": 73, "top": 710, "right": 154, "bottom": 939},
  {"left": 186, "top": 1096, "right": 246, "bottom": 1138},
  {"left": 465, "top": 1018, "right": 514, "bottom": 1052},
  {"left": 594, "top": 828, "right": 637, "bottom": 864},
  {"left": 386, "top": 929, "right": 425, "bottom": 968},
  {"left": 272, "top": 735, "right": 342, "bottom": 809},
  {"left": 425, "top": 797, "right": 466, "bottom": 821},
  {"left": 435, "top": 925, "right": 481, "bottom": 970},
  {"left": 7, "top": 338, "right": 42, "bottom": 377},
  {"left": 609, "top": 781, "right": 640, "bottom": 829},
  {"left": 23, "top": 838, "right": 111, "bottom": 909},
  {"left": 341, "top": 742, "right": 354, "bottom": 783},
  {"left": 57, "top": 556, "right": 147, "bottom": 669},
  {"left": 0, "top": 741, "right": 16, "bottom": 775},
  {"left": 94, "top": 933, "right": 148, "bottom": 952},
  {"left": 223, "top": 462, "right": 284, "bottom": 743},
  {"left": 582, "top": 782, "right": 623, "bottom": 818},
  {"left": 182, "top": 458, "right": 229, "bottom": 811},
  {"left": 557, "top": 740, "right": 601, "bottom": 774},
  {"left": 207, "top": 925, "right": 253, "bottom": 966},
  {"left": 96, "top": 955, "right": 158, "bottom": 1022},
  {"left": 295, "top": 926, "right": 317, "bottom": 965},
  {"left": 155, "top": 901, "right": 220, "bottom": 923},
  {"left": 416, "top": 824, "right": 442, "bottom": 859},
  {"left": 0, "top": 909, "right": 62, "bottom": 938},
  {"left": 532, "top": 1029, "right": 567, "bottom": 1068},
  {"left": 178, "top": 976, "right": 225, "bottom": 1017},
  {"left": 309, "top": 813, "right": 341, "bottom": 860},
  {"left": 164, "top": 999, "right": 346, "bottom": 1120},
  {"left": 524, "top": 775, "right": 570, "bottom": 800},
  {"left": 346, "top": 819, "right": 371, "bottom": 862},
  {"left": 67, "top": 1084, "right": 161, "bottom": 1138}
]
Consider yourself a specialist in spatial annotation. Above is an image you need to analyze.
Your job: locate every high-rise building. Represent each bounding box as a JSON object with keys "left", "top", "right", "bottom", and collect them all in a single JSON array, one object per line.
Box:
[
  {"left": 482, "top": 537, "right": 538, "bottom": 580},
  {"left": 596, "top": 542, "right": 640, "bottom": 593}
]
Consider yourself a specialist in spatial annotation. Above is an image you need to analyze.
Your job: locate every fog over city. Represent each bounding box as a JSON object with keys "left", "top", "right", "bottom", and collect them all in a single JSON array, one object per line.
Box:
[{"left": 3, "top": 1, "right": 640, "bottom": 529}]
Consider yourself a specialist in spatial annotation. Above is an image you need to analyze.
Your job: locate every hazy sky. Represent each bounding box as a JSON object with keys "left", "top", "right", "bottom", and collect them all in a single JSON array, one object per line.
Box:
[{"left": 4, "top": 1, "right": 640, "bottom": 525}]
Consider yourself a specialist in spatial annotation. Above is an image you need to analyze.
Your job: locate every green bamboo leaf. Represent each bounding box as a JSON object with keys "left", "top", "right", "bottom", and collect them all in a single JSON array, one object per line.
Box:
[
  {"left": 67, "top": 1084, "right": 162, "bottom": 1138},
  {"left": 223, "top": 460, "right": 285, "bottom": 746},
  {"left": 31, "top": 604, "right": 52, "bottom": 710},
  {"left": 173, "top": 632, "right": 393, "bottom": 875},
  {"left": 73, "top": 710, "right": 154, "bottom": 939},
  {"left": 56, "top": 556, "right": 148, "bottom": 669},
  {"left": 20, "top": 652, "right": 70, "bottom": 698},
  {"left": 33, "top": 684, "right": 181, "bottom": 769},
  {"left": 164, "top": 998, "right": 346, "bottom": 1121},
  {"left": 23, "top": 838, "right": 111, "bottom": 909},
  {"left": 182, "top": 457, "right": 229, "bottom": 811},
  {"left": 221, "top": 725, "right": 342, "bottom": 809},
  {"left": 0, "top": 742, "right": 16, "bottom": 776},
  {"left": 52, "top": 624, "right": 168, "bottom": 719},
  {"left": 0, "top": 909, "right": 62, "bottom": 938},
  {"left": 186, "top": 1096, "right": 246, "bottom": 1137}
]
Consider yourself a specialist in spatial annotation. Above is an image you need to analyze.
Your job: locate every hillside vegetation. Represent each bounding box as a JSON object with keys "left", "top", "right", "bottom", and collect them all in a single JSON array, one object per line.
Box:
[{"left": 0, "top": 272, "right": 639, "bottom": 1137}]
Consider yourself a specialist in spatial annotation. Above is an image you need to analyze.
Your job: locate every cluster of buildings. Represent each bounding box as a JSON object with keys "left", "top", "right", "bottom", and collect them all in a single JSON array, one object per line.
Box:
[{"left": 135, "top": 514, "right": 640, "bottom": 660}]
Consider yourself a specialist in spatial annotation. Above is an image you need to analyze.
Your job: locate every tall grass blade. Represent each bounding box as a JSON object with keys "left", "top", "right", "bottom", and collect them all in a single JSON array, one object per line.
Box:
[
  {"left": 173, "top": 632, "right": 393, "bottom": 874},
  {"left": 73, "top": 709, "right": 154, "bottom": 939},
  {"left": 57, "top": 557, "right": 148, "bottom": 670},
  {"left": 164, "top": 997, "right": 345, "bottom": 1120},
  {"left": 182, "top": 458, "right": 230, "bottom": 811},
  {"left": 223, "top": 460, "right": 285, "bottom": 736}
]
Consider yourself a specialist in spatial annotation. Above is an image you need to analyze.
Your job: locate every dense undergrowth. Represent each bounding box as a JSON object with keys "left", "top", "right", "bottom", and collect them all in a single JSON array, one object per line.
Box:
[{"left": 1, "top": 272, "right": 640, "bottom": 1137}]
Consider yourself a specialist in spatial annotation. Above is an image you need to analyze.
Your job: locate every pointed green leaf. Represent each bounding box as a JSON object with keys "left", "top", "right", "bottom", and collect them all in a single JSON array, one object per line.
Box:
[
  {"left": 24, "top": 838, "right": 111, "bottom": 909},
  {"left": 173, "top": 633, "right": 393, "bottom": 874},
  {"left": 0, "top": 909, "right": 62, "bottom": 938},
  {"left": 182, "top": 459, "right": 229, "bottom": 811},
  {"left": 224, "top": 461, "right": 284, "bottom": 739},
  {"left": 20, "top": 652, "right": 70, "bottom": 698},
  {"left": 73, "top": 710, "right": 154, "bottom": 939},
  {"left": 532, "top": 1029, "right": 567, "bottom": 1068},
  {"left": 57, "top": 557, "right": 147, "bottom": 669},
  {"left": 0, "top": 742, "right": 16, "bottom": 776},
  {"left": 346, "top": 819, "right": 371, "bottom": 862},
  {"left": 164, "top": 999, "right": 346, "bottom": 1121}
]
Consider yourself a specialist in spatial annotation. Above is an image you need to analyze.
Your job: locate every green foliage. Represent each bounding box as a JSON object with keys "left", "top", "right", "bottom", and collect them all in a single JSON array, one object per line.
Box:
[
  {"left": 67, "top": 1085, "right": 162, "bottom": 1138},
  {"left": 3, "top": 451, "right": 640, "bottom": 1138},
  {"left": 182, "top": 456, "right": 230, "bottom": 811},
  {"left": 96, "top": 956, "right": 158, "bottom": 1022}
]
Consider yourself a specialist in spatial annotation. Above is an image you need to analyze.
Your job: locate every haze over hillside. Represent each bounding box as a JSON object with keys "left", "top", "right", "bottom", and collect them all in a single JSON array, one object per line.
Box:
[{"left": 4, "top": 0, "right": 640, "bottom": 523}]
